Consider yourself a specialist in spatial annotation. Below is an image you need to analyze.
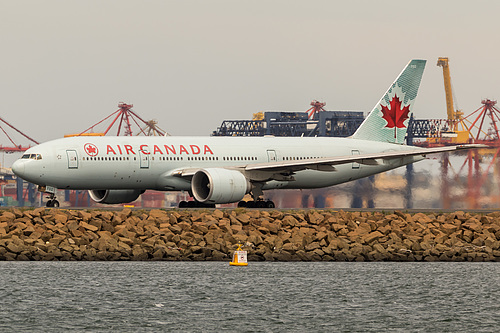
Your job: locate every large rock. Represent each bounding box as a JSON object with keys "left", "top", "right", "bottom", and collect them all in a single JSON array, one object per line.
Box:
[{"left": 362, "top": 231, "right": 384, "bottom": 244}]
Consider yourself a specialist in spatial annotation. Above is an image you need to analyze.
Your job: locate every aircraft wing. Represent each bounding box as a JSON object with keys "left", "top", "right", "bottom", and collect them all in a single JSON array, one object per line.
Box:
[
  {"left": 172, "top": 144, "right": 486, "bottom": 178},
  {"left": 243, "top": 144, "right": 486, "bottom": 173}
]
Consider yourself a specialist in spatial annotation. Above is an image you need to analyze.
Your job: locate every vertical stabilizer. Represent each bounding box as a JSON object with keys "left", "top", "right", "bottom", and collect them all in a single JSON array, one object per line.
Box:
[{"left": 352, "top": 59, "right": 426, "bottom": 144}]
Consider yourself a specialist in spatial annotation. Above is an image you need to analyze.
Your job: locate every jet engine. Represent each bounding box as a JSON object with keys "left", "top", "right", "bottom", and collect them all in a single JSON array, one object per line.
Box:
[
  {"left": 191, "top": 168, "right": 250, "bottom": 204},
  {"left": 89, "top": 189, "right": 143, "bottom": 204}
]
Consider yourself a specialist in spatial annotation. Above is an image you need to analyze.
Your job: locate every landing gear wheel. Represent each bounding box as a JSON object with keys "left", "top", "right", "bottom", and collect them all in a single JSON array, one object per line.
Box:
[
  {"left": 265, "top": 200, "right": 275, "bottom": 208},
  {"left": 46, "top": 199, "right": 59, "bottom": 207},
  {"left": 178, "top": 200, "right": 216, "bottom": 208},
  {"left": 245, "top": 201, "right": 255, "bottom": 208},
  {"left": 242, "top": 200, "right": 275, "bottom": 208},
  {"left": 255, "top": 200, "right": 266, "bottom": 208}
]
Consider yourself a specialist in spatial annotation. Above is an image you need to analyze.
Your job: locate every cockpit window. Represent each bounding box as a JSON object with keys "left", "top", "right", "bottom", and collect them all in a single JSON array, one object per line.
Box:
[{"left": 21, "top": 154, "right": 42, "bottom": 160}]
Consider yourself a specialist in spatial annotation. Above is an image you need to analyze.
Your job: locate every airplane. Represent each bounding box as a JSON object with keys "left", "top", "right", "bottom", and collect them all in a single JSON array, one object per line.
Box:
[{"left": 11, "top": 59, "right": 481, "bottom": 208}]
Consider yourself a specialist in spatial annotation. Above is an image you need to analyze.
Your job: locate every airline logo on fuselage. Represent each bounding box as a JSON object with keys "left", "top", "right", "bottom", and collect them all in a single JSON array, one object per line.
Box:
[
  {"left": 84, "top": 143, "right": 214, "bottom": 156},
  {"left": 84, "top": 143, "right": 99, "bottom": 157}
]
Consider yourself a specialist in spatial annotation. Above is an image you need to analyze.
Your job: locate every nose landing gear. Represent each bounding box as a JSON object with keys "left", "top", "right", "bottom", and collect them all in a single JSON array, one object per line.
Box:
[
  {"left": 38, "top": 185, "right": 60, "bottom": 207},
  {"left": 46, "top": 198, "right": 60, "bottom": 207},
  {"left": 46, "top": 193, "right": 60, "bottom": 207}
]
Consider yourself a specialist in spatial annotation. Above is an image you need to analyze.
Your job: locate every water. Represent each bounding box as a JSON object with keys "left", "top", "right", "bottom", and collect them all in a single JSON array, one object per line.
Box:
[{"left": 0, "top": 262, "right": 498, "bottom": 332}]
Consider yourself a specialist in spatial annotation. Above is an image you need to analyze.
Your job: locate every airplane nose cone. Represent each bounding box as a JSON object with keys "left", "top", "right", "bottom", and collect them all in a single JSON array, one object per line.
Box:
[{"left": 11, "top": 160, "right": 25, "bottom": 177}]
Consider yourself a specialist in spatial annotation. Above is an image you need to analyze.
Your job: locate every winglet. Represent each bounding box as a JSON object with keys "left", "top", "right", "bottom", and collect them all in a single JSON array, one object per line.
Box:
[{"left": 351, "top": 59, "right": 426, "bottom": 144}]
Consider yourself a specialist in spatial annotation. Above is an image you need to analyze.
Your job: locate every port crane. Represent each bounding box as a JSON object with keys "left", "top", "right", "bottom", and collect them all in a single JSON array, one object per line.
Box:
[
  {"left": 68, "top": 102, "right": 167, "bottom": 137},
  {"left": 432, "top": 58, "right": 500, "bottom": 209},
  {"left": 0, "top": 116, "right": 39, "bottom": 152},
  {"left": 431, "top": 57, "right": 470, "bottom": 143},
  {"left": 437, "top": 57, "right": 463, "bottom": 125}
]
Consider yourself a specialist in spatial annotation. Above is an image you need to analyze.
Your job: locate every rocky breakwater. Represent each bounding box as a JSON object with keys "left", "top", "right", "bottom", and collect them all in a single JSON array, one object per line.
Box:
[{"left": 0, "top": 208, "right": 500, "bottom": 261}]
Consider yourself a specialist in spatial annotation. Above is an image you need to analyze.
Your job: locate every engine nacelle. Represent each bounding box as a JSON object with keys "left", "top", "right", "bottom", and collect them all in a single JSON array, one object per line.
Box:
[
  {"left": 192, "top": 168, "right": 250, "bottom": 204},
  {"left": 89, "top": 189, "right": 143, "bottom": 204}
]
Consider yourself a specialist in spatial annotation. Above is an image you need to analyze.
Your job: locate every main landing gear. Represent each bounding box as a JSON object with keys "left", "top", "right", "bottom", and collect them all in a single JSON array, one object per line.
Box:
[
  {"left": 178, "top": 201, "right": 216, "bottom": 208},
  {"left": 237, "top": 200, "right": 275, "bottom": 208},
  {"left": 237, "top": 183, "right": 276, "bottom": 208}
]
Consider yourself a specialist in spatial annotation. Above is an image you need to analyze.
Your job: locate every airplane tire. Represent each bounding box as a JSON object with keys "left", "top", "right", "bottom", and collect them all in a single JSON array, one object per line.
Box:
[
  {"left": 265, "top": 201, "right": 275, "bottom": 208},
  {"left": 52, "top": 200, "right": 60, "bottom": 208},
  {"left": 181, "top": 201, "right": 215, "bottom": 208},
  {"left": 255, "top": 201, "right": 266, "bottom": 208},
  {"left": 46, "top": 200, "right": 53, "bottom": 207}
]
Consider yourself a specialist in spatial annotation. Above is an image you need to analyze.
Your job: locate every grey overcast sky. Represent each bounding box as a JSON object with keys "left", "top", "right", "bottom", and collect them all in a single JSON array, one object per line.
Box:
[{"left": 1, "top": 0, "right": 499, "bottom": 145}]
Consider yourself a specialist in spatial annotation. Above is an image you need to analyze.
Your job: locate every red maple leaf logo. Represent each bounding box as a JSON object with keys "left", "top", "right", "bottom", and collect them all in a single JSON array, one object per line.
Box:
[
  {"left": 84, "top": 143, "right": 98, "bottom": 156},
  {"left": 381, "top": 94, "right": 411, "bottom": 138}
]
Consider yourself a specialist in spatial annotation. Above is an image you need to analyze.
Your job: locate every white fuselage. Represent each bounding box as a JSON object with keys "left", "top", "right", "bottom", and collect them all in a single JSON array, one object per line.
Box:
[
  {"left": 11, "top": 59, "right": 431, "bottom": 205},
  {"left": 13, "top": 136, "right": 423, "bottom": 192}
]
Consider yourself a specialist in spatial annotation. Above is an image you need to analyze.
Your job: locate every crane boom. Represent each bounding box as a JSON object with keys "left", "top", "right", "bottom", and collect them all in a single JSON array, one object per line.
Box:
[{"left": 437, "top": 57, "right": 456, "bottom": 121}]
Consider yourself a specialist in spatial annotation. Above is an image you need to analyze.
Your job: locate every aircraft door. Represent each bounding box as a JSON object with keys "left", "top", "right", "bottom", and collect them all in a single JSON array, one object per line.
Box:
[
  {"left": 351, "top": 150, "right": 360, "bottom": 169},
  {"left": 66, "top": 150, "right": 78, "bottom": 169},
  {"left": 267, "top": 150, "right": 277, "bottom": 162},
  {"left": 140, "top": 151, "right": 149, "bottom": 169}
]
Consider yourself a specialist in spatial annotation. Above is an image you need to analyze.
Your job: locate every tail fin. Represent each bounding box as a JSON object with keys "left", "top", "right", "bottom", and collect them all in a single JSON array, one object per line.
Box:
[{"left": 351, "top": 59, "right": 426, "bottom": 144}]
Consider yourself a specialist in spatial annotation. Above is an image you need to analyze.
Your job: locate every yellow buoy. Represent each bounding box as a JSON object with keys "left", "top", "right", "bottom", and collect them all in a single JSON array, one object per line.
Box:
[{"left": 229, "top": 244, "right": 248, "bottom": 266}]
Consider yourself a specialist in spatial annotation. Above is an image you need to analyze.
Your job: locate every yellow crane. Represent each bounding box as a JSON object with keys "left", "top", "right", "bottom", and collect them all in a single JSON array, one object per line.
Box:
[
  {"left": 252, "top": 111, "right": 264, "bottom": 121},
  {"left": 435, "top": 57, "right": 469, "bottom": 143}
]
